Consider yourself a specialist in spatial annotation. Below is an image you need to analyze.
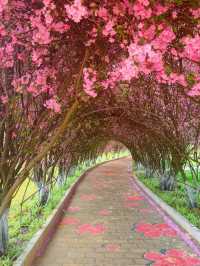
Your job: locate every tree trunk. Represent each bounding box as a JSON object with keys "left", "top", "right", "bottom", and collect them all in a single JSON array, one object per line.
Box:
[
  {"left": 0, "top": 100, "right": 79, "bottom": 218},
  {"left": 145, "top": 167, "right": 154, "bottom": 178},
  {"left": 185, "top": 185, "right": 199, "bottom": 209},
  {"left": 37, "top": 182, "right": 49, "bottom": 206},
  {"left": 68, "top": 166, "right": 76, "bottom": 177},
  {"left": 0, "top": 208, "right": 9, "bottom": 256},
  {"left": 160, "top": 174, "right": 176, "bottom": 191},
  {"left": 57, "top": 169, "right": 66, "bottom": 187}
]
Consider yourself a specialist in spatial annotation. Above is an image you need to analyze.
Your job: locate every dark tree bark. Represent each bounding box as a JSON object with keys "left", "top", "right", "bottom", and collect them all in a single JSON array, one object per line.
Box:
[{"left": 0, "top": 208, "right": 9, "bottom": 256}]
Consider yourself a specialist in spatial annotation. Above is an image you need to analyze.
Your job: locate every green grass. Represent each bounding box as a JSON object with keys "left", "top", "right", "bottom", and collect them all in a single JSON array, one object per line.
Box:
[
  {"left": 138, "top": 173, "right": 200, "bottom": 229},
  {"left": 1, "top": 151, "right": 129, "bottom": 266}
]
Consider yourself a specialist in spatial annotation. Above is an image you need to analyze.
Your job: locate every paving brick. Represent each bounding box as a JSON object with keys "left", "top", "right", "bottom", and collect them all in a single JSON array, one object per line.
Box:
[{"left": 33, "top": 158, "right": 200, "bottom": 266}]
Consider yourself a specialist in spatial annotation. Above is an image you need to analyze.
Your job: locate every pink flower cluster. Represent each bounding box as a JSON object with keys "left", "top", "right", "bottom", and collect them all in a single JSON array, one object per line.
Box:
[
  {"left": 182, "top": 35, "right": 200, "bottom": 63},
  {"left": 188, "top": 82, "right": 200, "bottom": 97},
  {"left": 118, "top": 58, "right": 138, "bottom": 81},
  {"left": 133, "top": 0, "right": 152, "bottom": 20},
  {"left": 65, "top": 0, "right": 88, "bottom": 23},
  {"left": 152, "top": 27, "right": 176, "bottom": 52},
  {"left": 51, "top": 22, "right": 70, "bottom": 34},
  {"left": 154, "top": 4, "right": 169, "bottom": 16},
  {"left": 128, "top": 43, "right": 164, "bottom": 75},
  {"left": 191, "top": 8, "right": 200, "bottom": 19},
  {"left": 140, "top": 24, "right": 156, "bottom": 41},
  {"left": 0, "top": 0, "right": 7, "bottom": 13},
  {"left": 30, "top": 14, "right": 51, "bottom": 45},
  {"left": 102, "top": 20, "right": 116, "bottom": 43},
  {"left": 44, "top": 98, "right": 61, "bottom": 113},
  {"left": 0, "top": 95, "right": 8, "bottom": 104}
]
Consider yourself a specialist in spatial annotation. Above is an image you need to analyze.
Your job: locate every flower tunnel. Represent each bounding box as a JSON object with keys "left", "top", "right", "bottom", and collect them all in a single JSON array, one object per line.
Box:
[{"left": 0, "top": 0, "right": 200, "bottom": 258}]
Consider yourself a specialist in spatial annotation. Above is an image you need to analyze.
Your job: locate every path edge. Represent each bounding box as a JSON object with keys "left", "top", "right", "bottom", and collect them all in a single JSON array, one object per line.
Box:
[
  {"left": 14, "top": 156, "right": 128, "bottom": 266},
  {"left": 133, "top": 175, "right": 200, "bottom": 247}
]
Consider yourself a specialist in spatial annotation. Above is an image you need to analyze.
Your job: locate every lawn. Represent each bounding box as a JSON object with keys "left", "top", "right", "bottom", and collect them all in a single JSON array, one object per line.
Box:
[{"left": 138, "top": 172, "right": 200, "bottom": 229}]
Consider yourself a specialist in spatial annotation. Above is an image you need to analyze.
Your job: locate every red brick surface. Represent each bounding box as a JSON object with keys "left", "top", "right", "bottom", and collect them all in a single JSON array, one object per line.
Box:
[{"left": 33, "top": 158, "right": 200, "bottom": 266}]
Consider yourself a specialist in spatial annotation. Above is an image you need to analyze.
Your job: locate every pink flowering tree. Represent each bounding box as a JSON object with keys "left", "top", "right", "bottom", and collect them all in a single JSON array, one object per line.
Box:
[{"left": 0, "top": 0, "right": 200, "bottom": 255}]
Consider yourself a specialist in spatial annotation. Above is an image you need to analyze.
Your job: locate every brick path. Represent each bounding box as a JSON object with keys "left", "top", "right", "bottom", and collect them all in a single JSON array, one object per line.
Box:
[{"left": 33, "top": 158, "right": 200, "bottom": 266}]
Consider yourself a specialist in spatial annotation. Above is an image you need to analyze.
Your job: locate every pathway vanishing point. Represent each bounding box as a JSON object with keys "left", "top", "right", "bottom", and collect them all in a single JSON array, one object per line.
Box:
[{"left": 33, "top": 157, "right": 200, "bottom": 266}]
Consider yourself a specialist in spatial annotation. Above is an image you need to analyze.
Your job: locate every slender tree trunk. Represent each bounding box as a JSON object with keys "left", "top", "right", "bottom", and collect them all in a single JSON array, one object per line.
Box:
[
  {"left": 145, "top": 167, "right": 154, "bottom": 178},
  {"left": 57, "top": 175, "right": 64, "bottom": 187},
  {"left": 68, "top": 166, "right": 76, "bottom": 177},
  {"left": 185, "top": 184, "right": 199, "bottom": 208},
  {"left": 57, "top": 169, "right": 66, "bottom": 187},
  {"left": 160, "top": 174, "right": 176, "bottom": 191},
  {"left": 0, "top": 208, "right": 9, "bottom": 256},
  {"left": 0, "top": 100, "right": 79, "bottom": 218},
  {"left": 36, "top": 182, "right": 49, "bottom": 206}
]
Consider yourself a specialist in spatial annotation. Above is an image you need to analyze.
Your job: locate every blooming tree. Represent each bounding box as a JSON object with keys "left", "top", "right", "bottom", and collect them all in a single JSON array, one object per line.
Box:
[{"left": 0, "top": 0, "right": 200, "bottom": 255}]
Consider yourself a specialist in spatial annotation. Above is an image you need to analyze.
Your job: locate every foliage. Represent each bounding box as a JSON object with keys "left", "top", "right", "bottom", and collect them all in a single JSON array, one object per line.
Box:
[{"left": 138, "top": 173, "right": 200, "bottom": 229}]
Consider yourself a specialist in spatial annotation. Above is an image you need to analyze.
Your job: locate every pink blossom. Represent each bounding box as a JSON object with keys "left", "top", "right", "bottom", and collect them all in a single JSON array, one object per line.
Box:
[
  {"left": 0, "top": 25, "right": 6, "bottom": 36},
  {"left": 138, "top": 0, "right": 149, "bottom": 7},
  {"left": 118, "top": 58, "right": 138, "bottom": 81},
  {"left": 133, "top": 2, "right": 152, "bottom": 20},
  {"left": 27, "top": 85, "right": 39, "bottom": 96},
  {"left": 113, "top": 3, "right": 126, "bottom": 16},
  {"left": 44, "top": 98, "right": 61, "bottom": 113},
  {"left": 0, "top": 0, "right": 8, "bottom": 13},
  {"left": 51, "top": 22, "right": 70, "bottom": 33},
  {"left": 43, "top": 0, "right": 51, "bottom": 8},
  {"left": 65, "top": 0, "right": 88, "bottom": 23},
  {"left": 152, "top": 27, "right": 176, "bottom": 51},
  {"left": 191, "top": 8, "right": 200, "bottom": 19},
  {"left": 102, "top": 20, "right": 116, "bottom": 38},
  {"left": 97, "top": 7, "right": 109, "bottom": 21},
  {"left": 172, "top": 11, "right": 178, "bottom": 19},
  {"left": 128, "top": 43, "right": 164, "bottom": 75},
  {"left": 154, "top": 4, "right": 169, "bottom": 16},
  {"left": 168, "top": 73, "right": 187, "bottom": 87},
  {"left": 33, "top": 25, "right": 51, "bottom": 45},
  {"left": 44, "top": 11, "right": 53, "bottom": 25},
  {"left": 182, "top": 35, "right": 200, "bottom": 62},
  {"left": 142, "top": 25, "right": 156, "bottom": 41},
  {"left": 0, "top": 95, "right": 8, "bottom": 104},
  {"left": 188, "top": 83, "right": 200, "bottom": 97}
]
